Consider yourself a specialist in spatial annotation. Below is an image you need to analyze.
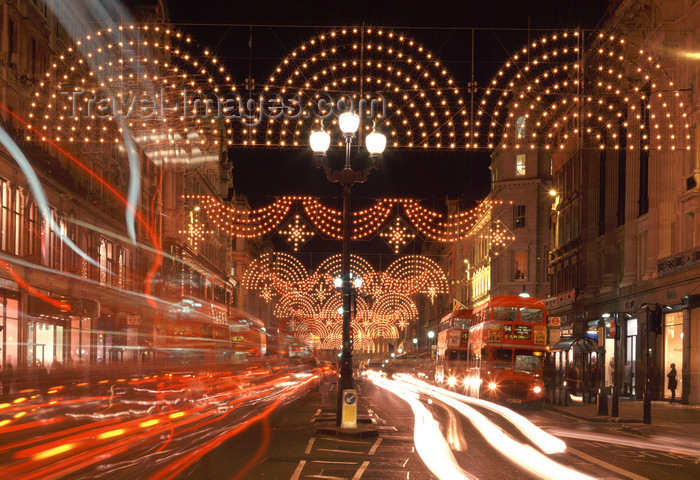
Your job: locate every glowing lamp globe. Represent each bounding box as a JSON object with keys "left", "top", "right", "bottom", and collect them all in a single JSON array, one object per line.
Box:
[
  {"left": 366, "top": 131, "right": 386, "bottom": 155},
  {"left": 309, "top": 130, "right": 330, "bottom": 153},
  {"left": 338, "top": 112, "right": 360, "bottom": 134}
]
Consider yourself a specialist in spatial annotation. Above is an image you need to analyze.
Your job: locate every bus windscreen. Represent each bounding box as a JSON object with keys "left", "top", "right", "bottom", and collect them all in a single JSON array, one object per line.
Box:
[{"left": 514, "top": 350, "right": 541, "bottom": 372}]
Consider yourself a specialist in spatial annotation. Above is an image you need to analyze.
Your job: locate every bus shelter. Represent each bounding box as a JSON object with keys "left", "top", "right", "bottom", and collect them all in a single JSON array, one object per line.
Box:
[{"left": 549, "top": 337, "right": 599, "bottom": 405}]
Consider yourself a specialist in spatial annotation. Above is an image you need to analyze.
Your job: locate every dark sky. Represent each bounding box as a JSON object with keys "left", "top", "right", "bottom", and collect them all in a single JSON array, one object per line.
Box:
[{"left": 163, "top": 0, "right": 610, "bottom": 262}]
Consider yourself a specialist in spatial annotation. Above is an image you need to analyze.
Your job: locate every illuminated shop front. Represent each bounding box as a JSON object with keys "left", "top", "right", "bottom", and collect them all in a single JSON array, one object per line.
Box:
[
  {"left": 663, "top": 311, "right": 683, "bottom": 401},
  {"left": 1, "top": 282, "right": 19, "bottom": 370}
]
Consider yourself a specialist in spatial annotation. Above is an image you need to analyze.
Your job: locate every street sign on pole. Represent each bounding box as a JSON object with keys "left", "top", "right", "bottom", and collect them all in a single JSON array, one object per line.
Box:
[{"left": 341, "top": 389, "right": 357, "bottom": 428}]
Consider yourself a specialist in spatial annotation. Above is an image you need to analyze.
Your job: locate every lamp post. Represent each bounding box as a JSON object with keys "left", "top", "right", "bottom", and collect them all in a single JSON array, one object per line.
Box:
[
  {"left": 310, "top": 112, "right": 386, "bottom": 427},
  {"left": 427, "top": 330, "right": 435, "bottom": 358}
]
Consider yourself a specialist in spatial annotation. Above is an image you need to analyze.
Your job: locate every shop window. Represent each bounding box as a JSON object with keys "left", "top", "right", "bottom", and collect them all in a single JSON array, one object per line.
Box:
[
  {"left": 0, "top": 180, "right": 9, "bottom": 251},
  {"left": 663, "top": 312, "right": 683, "bottom": 401}
]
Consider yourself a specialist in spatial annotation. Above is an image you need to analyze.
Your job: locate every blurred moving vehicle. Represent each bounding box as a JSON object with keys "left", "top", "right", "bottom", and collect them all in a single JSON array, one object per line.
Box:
[{"left": 435, "top": 309, "right": 472, "bottom": 388}]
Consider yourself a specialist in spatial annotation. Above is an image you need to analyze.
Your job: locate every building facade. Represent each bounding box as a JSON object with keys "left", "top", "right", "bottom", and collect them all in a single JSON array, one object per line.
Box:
[{"left": 0, "top": 0, "right": 258, "bottom": 374}]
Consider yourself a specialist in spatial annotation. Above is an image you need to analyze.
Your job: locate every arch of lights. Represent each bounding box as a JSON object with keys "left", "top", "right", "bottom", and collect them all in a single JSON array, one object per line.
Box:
[
  {"left": 241, "top": 26, "right": 470, "bottom": 149},
  {"left": 479, "top": 31, "right": 692, "bottom": 151},
  {"left": 29, "top": 25, "right": 236, "bottom": 168},
  {"left": 187, "top": 194, "right": 509, "bottom": 244},
  {"left": 243, "top": 252, "right": 444, "bottom": 352}
]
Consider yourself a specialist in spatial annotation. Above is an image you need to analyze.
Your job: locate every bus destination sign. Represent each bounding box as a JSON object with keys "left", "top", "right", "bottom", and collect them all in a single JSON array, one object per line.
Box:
[{"left": 503, "top": 324, "right": 532, "bottom": 340}]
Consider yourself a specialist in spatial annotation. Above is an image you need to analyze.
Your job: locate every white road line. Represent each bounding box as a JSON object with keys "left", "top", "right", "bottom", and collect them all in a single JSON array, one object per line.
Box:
[
  {"left": 316, "top": 448, "right": 364, "bottom": 454},
  {"left": 305, "top": 438, "right": 316, "bottom": 454},
  {"left": 352, "top": 461, "right": 370, "bottom": 480},
  {"left": 290, "top": 460, "right": 306, "bottom": 480},
  {"left": 567, "top": 447, "right": 649, "bottom": 480},
  {"left": 319, "top": 438, "right": 368, "bottom": 444},
  {"left": 306, "top": 475, "right": 347, "bottom": 480},
  {"left": 368, "top": 437, "right": 382, "bottom": 455},
  {"left": 311, "top": 461, "right": 359, "bottom": 465}
]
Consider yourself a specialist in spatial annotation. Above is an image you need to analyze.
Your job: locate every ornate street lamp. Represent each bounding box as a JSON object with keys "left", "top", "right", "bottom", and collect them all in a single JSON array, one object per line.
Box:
[{"left": 310, "top": 112, "right": 386, "bottom": 427}]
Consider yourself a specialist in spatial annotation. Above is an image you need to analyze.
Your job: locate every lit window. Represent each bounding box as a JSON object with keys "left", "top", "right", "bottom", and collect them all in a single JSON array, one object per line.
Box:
[
  {"left": 514, "top": 251, "right": 527, "bottom": 280},
  {"left": 516, "top": 154, "right": 526, "bottom": 176}
]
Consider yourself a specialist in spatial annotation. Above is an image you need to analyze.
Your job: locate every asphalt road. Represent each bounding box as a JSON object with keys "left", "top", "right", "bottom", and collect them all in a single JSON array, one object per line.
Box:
[
  {"left": 3, "top": 370, "right": 698, "bottom": 479},
  {"left": 186, "top": 374, "right": 700, "bottom": 480}
]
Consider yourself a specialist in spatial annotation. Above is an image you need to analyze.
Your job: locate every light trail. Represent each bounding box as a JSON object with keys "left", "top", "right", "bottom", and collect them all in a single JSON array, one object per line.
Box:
[
  {"left": 371, "top": 374, "right": 477, "bottom": 480},
  {"left": 0, "top": 371, "right": 316, "bottom": 480},
  {"left": 373, "top": 374, "right": 596, "bottom": 480},
  {"left": 398, "top": 375, "right": 566, "bottom": 454}
]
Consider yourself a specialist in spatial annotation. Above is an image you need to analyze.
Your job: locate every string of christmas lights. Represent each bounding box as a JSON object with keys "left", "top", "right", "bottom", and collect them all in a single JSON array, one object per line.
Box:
[{"left": 189, "top": 194, "right": 504, "bottom": 243}]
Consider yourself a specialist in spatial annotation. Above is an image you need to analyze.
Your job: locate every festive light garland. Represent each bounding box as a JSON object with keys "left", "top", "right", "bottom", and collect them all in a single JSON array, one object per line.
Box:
[
  {"left": 480, "top": 31, "right": 691, "bottom": 151},
  {"left": 188, "top": 194, "right": 505, "bottom": 243}
]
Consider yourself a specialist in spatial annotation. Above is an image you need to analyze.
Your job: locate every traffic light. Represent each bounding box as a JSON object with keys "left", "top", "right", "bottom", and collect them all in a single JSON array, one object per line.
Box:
[
  {"left": 348, "top": 327, "right": 354, "bottom": 349},
  {"left": 650, "top": 305, "right": 663, "bottom": 335}
]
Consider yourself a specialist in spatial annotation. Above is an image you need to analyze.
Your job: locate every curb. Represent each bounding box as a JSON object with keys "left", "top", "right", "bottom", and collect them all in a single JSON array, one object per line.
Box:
[{"left": 547, "top": 407, "right": 642, "bottom": 424}]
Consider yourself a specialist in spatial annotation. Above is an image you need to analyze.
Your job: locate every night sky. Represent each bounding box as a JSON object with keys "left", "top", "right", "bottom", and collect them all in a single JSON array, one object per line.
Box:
[{"left": 163, "top": 0, "right": 610, "bottom": 264}]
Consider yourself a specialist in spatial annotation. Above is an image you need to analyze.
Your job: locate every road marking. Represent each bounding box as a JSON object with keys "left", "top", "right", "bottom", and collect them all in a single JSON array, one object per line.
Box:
[
  {"left": 567, "top": 447, "right": 648, "bottom": 480},
  {"left": 352, "top": 461, "right": 370, "bottom": 480},
  {"left": 321, "top": 438, "right": 368, "bottom": 444},
  {"left": 311, "top": 461, "right": 359, "bottom": 465},
  {"left": 306, "top": 475, "right": 347, "bottom": 480},
  {"left": 290, "top": 460, "right": 306, "bottom": 480},
  {"left": 368, "top": 437, "right": 382, "bottom": 455},
  {"left": 317, "top": 448, "right": 363, "bottom": 454},
  {"left": 305, "top": 438, "right": 316, "bottom": 454}
]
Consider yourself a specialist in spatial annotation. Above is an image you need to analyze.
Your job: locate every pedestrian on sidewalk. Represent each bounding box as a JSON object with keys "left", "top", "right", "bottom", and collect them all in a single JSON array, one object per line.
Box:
[
  {"left": 623, "top": 361, "right": 632, "bottom": 396},
  {"left": 667, "top": 363, "right": 678, "bottom": 403}
]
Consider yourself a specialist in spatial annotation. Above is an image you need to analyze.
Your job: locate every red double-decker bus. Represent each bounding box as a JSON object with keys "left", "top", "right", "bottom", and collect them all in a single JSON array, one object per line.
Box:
[
  {"left": 434, "top": 309, "right": 472, "bottom": 388},
  {"left": 463, "top": 296, "right": 547, "bottom": 405}
]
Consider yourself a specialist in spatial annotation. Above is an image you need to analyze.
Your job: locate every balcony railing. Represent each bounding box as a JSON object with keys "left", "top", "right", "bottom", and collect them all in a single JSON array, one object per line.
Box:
[{"left": 657, "top": 247, "right": 700, "bottom": 277}]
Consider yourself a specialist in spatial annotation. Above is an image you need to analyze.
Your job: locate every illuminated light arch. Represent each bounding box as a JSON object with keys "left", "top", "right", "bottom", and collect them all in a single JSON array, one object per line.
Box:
[
  {"left": 29, "top": 24, "right": 236, "bottom": 165},
  {"left": 273, "top": 292, "right": 318, "bottom": 320},
  {"left": 315, "top": 253, "right": 374, "bottom": 281},
  {"left": 384, "top": 255, "right": 449, "bottom": 300},
  {"left": 321, "top": 335, "right": 343, "bottom": 350},
  {"left": 372, "top": 293, "right": 419, "bottom": 324},
  {"left": 480, "top": 31, "right": 691, "bottom": 151},
  {"left": 233, "top": 27, "right": 469, "bottom": 149},
  {"left": 242, "top": 251, "right": 448, "bottom": 349},
  {"left": 243, "top": 252, "right": 449, "bottom": 305},
  {"left": 241, "top": 251, "right": 309, "bottom": 300},
  {"left": 365, "top": 322, "right": 400, "bottom": 340}
]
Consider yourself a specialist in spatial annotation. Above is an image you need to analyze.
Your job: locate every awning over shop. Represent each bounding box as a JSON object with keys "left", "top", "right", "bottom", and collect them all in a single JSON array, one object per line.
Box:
[{"left": 550, "top": 336, "right": 598, "bottom": 353}]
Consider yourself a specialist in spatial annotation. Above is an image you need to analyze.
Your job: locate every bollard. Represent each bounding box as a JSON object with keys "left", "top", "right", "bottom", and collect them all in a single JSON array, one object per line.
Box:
[{"left": 596, "top": 387, "right": 609, "bottom": 415}]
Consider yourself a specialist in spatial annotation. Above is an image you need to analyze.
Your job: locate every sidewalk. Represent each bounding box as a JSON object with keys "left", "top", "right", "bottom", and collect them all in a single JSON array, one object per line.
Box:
[{"left": 545, "top": 395, "right": 700, "bottom": 439}]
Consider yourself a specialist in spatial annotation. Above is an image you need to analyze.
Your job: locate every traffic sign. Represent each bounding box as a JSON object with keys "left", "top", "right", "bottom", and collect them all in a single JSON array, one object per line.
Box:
[
  {"left": 609, "top": 318, "right": 618, "bottom": 340},
  {"left": 341, "top": 389, "right": 357, "bottom": 428}
]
